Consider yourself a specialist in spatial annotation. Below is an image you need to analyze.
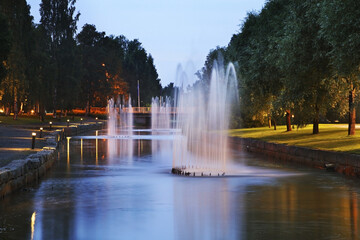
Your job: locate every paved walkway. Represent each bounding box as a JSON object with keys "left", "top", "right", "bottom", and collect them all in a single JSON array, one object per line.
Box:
[
  {"left": 0, "top": 125, "right": 53, "bottom": 167},
  {"left": 0, "top": 120, "right": 103, "bottom": 167}
]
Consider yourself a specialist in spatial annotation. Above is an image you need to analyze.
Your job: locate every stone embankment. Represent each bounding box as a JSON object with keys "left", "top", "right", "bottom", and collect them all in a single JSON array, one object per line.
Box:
[
  {"left": 0, "top": 122, "right": 104, "bottom": 199},
  {"left": 230, "top": 137, "right": 360, "bottom": 177}
]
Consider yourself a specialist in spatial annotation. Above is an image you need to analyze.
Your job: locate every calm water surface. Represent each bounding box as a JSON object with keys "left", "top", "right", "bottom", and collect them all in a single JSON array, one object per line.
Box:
[{"left": 0, "top": 130, "right": 359, "bottom": 240}]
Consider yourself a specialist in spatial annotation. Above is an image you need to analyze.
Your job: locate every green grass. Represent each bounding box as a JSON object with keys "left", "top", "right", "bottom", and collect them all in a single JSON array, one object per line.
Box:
[{"left": 229, "top": 124, "right": 360, "bottom": 154}]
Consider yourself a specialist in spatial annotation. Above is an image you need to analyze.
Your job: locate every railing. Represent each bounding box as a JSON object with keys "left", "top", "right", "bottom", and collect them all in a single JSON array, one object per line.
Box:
[
  {"left": 129, "top": 107, "right": 152, "bottom": 113},
  {"left": 70, "top": 107, "right": 178, "bottom": 115}
]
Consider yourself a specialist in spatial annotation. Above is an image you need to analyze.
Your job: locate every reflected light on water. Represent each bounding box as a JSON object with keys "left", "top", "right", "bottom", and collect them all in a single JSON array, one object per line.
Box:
[
  {"left": 67, "top": 137, "right": 71, "bottom": 171},
  {"left": 31, "top": 211, "right": 36, "bottom": 240},
  {"left": 350, "top": 192, "right": 358, "bottom": 239},
  {"left": 80, "top": 138, "right": 83, "bottom": 164},
  {"left": 96, "top": 131, "right": 99, "bottom": 165}
]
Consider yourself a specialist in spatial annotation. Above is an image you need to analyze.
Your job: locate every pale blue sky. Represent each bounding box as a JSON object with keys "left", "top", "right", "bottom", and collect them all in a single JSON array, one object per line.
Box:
[{"left": 27, "top": 0, "right": 265, "bottom": 86}]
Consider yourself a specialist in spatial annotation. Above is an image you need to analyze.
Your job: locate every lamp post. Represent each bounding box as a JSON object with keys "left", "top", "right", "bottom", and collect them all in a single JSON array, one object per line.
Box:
[
  {"left": 80, "top": 118, "right": 83, "bottom": 125},
  {"left": 31, "top": 132, "right": 36, "bottom": 149},
  {"left": 49, "top": 121, "right": 52, "bottom": 131},
  {"left": 67, "top": 119, "right": 70, "bottom": 127},
  {"left": 39, "top": 127, "right": 43, "bottom": 138}
]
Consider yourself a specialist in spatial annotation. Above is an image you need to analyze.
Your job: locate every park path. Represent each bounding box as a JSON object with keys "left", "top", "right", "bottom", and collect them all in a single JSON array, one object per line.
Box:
[{"left": 0, "top": 124, "right": 53, "bottom": 167}]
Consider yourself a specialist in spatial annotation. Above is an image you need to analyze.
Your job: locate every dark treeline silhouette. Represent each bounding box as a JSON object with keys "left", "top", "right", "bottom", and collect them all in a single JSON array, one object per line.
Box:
[
  {"left": 197, "top": 0, "right": 360, "bottom": 135},
  {"left": 0, "top": 0, "right": 162, "bottom": 120}
]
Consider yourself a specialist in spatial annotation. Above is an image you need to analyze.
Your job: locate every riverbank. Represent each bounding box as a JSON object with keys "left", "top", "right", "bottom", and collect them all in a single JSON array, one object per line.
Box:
[
  {"left": 0, "top": 121, "right": 105, "bottom": 199},
  {"left": 230, "top": 136, "right": 360, "bottom": 177}
]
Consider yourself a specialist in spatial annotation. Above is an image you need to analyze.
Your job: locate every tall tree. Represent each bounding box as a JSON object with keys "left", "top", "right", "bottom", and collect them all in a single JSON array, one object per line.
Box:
[
  {"left": 277, "top": 0, "right": 332, "bottom": 134},
  {"left": 0, "top": 13, "right": 10, "bottom": 83},
  {"left": 319, "top": 0, "right": 360, "bottom": 135},
  {"left": 40, "top": 0, "right": 80, "bottom": 117},
  {"left": 227, "top": 0, "right": 288, "bottom": 129},
  {"left": 0, "top": 0, "right": 34, "bottom": 119},
  {"left": 77, "top": 24, "right": 106, "bottom": 114}
]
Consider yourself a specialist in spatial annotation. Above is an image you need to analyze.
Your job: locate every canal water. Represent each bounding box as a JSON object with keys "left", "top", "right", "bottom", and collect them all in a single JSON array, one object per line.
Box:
[{"left": 0, "top": 129, "right": 359, "bottom": 240}]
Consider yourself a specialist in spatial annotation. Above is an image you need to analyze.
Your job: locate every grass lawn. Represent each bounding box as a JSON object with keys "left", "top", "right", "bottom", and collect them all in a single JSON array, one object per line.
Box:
[{"left": 229, "top": 124, "right": 360, "bottom": 154}]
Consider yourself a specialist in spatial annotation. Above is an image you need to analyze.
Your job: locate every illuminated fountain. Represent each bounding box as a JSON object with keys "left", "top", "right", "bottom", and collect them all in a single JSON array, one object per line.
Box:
[
  {"left": 151, "top": 96, "right": 172, "bottom": 156},
  {"left": 151, "top": 96, "right": 172, "bottom": 130},
  {"left": 107, "top": 97, "right": 133, "bottom": 160},
  {"left": 172, "top": 60, "right": 238, "bottom": 176}
]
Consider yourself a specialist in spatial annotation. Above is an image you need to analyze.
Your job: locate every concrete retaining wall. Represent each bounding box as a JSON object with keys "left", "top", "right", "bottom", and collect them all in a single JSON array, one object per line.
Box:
[
  {"left": 0, "top": 122, "right": 105, "bottom": 199},
  {"left": 229, "top": 137, "right": 360, "bottom": 177}
]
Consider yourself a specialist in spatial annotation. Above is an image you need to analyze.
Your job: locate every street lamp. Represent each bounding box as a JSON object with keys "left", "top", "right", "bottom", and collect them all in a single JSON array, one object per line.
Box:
[
  {"left": 39, "top": 127, "right": 43, "bottom": 138},
  {"left": 67, "top": 119, "right": 70, "bottom": 127},
  {"left": 80, "top": 118, "right": 83, "bottom": 125},
  {"left": 49, "top": 121, "right": 52, "bottom": 130},
  {"left": 31, "top": 132, "right": 36, "bottom": 149}
]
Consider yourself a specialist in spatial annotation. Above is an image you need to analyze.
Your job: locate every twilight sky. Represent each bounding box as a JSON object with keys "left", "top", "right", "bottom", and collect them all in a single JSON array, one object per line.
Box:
[{"left": 27, "top": 0, "right": 265, "bottom": 87}]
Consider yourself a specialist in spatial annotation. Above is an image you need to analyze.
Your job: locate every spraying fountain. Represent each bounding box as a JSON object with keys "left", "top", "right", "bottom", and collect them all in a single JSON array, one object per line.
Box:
[
  {"left": 106, "top": 59, "right": 238, "bottom": 176},
  {"left": 107, "top": 96, "right": 134, "bottom": 160},
  {"left": 172, "top": 60, "right": 238, "bottom": 176}
]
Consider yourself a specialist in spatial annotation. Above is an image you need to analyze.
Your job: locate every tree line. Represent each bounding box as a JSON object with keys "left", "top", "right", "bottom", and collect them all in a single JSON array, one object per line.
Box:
[
  {"left": 197, "top": 0, "right": 360, "bottom": 135},
  {"left": 0, "top": 0, "right": 162, "bottom": 120}
]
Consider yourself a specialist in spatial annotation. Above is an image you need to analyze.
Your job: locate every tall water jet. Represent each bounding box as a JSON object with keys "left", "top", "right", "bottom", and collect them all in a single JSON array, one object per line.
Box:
[
  {"left": 151, "top": 96, "right": 172, "bottom": 130},
  {"left": 172, "top": 60, "right": 238, "bottom": 175},
  {"left": 151, "top": 96, "right": 172, "bottom": 156},
  {"left": 107, "top": 96, "right": 134, "bottom": 161}
]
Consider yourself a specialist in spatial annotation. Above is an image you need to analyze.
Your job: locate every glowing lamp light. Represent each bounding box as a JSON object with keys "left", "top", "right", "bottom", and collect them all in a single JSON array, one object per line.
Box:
[
  {"left": 31, "top": 132, "right": 36, "bottom": 149},
  {"left": 31, "top": 110, "right": 35, "bottom": 114}
]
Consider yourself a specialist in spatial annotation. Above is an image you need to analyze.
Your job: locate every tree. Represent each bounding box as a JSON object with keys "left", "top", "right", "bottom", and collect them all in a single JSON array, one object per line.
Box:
[
  {"left": 0, "top": 13, "right": 10, "bottom": 83},
  {"left": 123, "top": 39, "right": 161, "bottom": 106},
  {"left": 40, "top": 0, "right": 80, "bottom": 117},
  {"left": 227, "top": 0, "right": 288, "bottom": 129},
  {"left": 319, "top": 0, "right": 360, "bottom": 135},
  {"left": 276, "top": 0, "right": 333, "bottom": 134},
  {"left": 0, "top": 0, "right": 34, "bottom": 119}
]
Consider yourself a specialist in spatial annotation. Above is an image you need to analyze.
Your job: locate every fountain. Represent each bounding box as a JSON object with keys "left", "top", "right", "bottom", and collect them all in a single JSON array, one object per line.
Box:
[
  {"left": 151, "top": 96, "right": 173, "bottom": 156},
  {"left": 151, "top": 96, "right": 172, "bottom": 130},
  {"left": 172, "top": 60, "right": 238, "bottom": 176},
  {"left": 106, "top": 59, "right": 238, "bottom": 174},
  {"left": 107, "top": 96, "right": 134, "bottom": 160}
]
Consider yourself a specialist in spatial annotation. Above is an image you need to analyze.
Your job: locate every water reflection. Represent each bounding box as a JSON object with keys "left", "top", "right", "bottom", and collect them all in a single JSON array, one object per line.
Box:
[
  {"left": 67, "top": 137, "right": 71, "bottom": 172},
  {"left": 243, "top": 177, "right": 360, "bottom": 240},
  {"left": 31, "top": 211, "right": 36, "bottom": 240},
  {"left": 80, "top": 138, "right": 83, "bottom": 164},
  {"left": 173, "top": 178, "right": 241, "bottom": 240},
  {"left": 96, "top": 130, "right": 98, "bottom": 165},
  {"left": 0, "top": 135, "right": 360, "bottom": 239}
]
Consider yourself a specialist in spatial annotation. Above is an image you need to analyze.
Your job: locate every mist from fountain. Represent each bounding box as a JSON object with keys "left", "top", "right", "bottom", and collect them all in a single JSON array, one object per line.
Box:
[
  {"left": 151, "top": 96, "right": 172, "bottom": 156},
  {"left": 151, "top": 96, "right": 172, "bottom": 130},
  {"left": 107, "top": 96, "right": 134, "bottom": 161},
  {"left": 172, "top": 60, "right": 238, "bottom": 175}
]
